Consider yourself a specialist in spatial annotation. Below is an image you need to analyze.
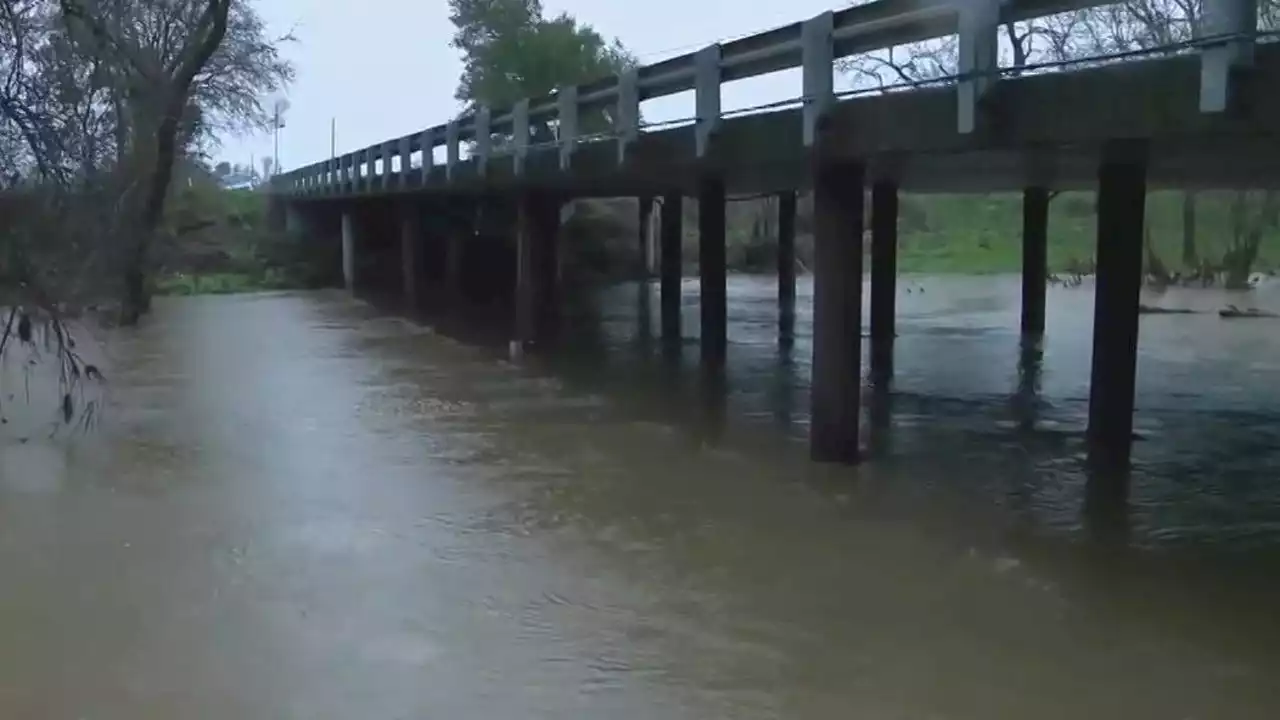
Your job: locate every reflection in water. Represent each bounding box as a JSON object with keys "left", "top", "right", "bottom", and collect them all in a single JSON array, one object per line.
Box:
[
  {"left": 589, "top": 273, "right": 1280, "bottom": 549},
  {"left": 0, "top": 280, "right": 1278, "bottom": 719}
]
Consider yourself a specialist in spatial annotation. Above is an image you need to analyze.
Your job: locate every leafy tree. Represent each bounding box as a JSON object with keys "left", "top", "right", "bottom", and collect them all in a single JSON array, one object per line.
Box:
[
  {"left": 1, "top": 0, "right": 293, "bottom": 325},
  {"left": 447, "top": 0, "right": 636, "bottom": 141},
  {"left": 1, "top": 0, "right": 293, "bottom": 431}
]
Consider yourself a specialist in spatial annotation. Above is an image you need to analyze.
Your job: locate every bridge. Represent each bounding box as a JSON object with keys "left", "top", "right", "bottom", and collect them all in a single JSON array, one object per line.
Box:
[{"left": 269, "top": 0, "right": 1280, "bottom": 471}]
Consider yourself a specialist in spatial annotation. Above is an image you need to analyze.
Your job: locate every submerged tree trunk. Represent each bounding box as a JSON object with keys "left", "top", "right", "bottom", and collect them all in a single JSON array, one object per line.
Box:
[{"left": 1223, "top": 190, "right": 1279, "bottom": 289}]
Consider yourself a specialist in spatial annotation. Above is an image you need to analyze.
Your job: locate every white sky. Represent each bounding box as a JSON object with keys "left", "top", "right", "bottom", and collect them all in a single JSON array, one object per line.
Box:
[{"left": 218, "top": 0, "right": 854, "bottom": 172}]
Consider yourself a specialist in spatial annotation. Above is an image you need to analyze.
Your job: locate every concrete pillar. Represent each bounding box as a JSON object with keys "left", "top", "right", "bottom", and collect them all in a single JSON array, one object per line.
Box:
[
  {"left": 267, "top": 196, "right": 286, "bottom": 232},
  {"left": 284, "top": 203, "right": 303, "bottom": 236},
  {"left": 341, "top": 210, "right": 355, "bottom": 293},
  {"left": 1021, "top": 186, "right": 1049, "bottom": 336},
  {"left": 810, "top": 159, "right": 865, "bottom": 464},
  {"left": 660, "top": 192, "right": 683, "bottom": 345},
  {"left": 400, "top": 205, "right": 421, "bottom": 313},
  {"left": 515, "top": 192, "right": 560, "bottom": 349},
  {"left": 698, "top": 177, "right": 727, "bottom": 367},
  {"left": 445, "top": 209, "right": 468, "bottom": 303},
  {"left": 638, "top": 195, "right": 654, "bottom": 277},
  {"left": 538, "top": 198, "right": 562, "bottom": 342},
  {"left": 1087, "top": 140, "right": 1147, "bottom": 469},
  {"left": 777, "top": 191, "right": 797, "bottom": 346}
]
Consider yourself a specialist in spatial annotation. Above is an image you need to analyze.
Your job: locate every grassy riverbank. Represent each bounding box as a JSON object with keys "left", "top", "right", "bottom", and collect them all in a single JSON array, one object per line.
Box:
[
  {"left": 892, "top": 190, "right": 1280, "bottom": 275},
  {"left": 153, "top": 186, "right": 329, "bottom": 296}
]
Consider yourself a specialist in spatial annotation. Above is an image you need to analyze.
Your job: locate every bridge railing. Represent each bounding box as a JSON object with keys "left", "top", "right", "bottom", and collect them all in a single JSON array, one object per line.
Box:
[{"left": 275, "top": 0, "right": 1262, "bottom": 196}]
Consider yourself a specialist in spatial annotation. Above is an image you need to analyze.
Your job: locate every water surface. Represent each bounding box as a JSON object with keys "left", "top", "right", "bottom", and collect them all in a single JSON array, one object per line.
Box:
[{"left": 0, "top": 278, "right": 1277, "bottom": 719}]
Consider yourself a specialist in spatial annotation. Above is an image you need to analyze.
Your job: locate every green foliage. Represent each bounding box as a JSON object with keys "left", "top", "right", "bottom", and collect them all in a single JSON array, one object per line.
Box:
[
  {"left": 448, "top": 0, "right": 635, "bottom": 135},
  {"left": 150, "top": 186, "right": 332, "bottom": 296},
  {"left": 156, "top": 271, "right": 286, "bottom": 296},
  {"left": 890, "top": 191, "right": 1280, "bottom": 275}
]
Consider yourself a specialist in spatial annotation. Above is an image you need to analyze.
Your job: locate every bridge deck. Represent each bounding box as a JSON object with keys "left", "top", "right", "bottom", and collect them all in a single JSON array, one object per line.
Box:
[{"left": 289, "top": 44, "right": 1280, "bottom": 203}]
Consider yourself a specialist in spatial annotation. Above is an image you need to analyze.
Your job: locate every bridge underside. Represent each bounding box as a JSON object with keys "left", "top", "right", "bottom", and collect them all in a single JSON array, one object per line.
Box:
[{"left": 290, "top": 44, "right": 1280, "bottom": 203}]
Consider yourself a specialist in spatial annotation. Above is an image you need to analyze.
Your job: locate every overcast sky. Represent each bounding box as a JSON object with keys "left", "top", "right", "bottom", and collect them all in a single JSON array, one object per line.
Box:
[{"left": 219, "top": 0, "right": 852, "bottom": 173}]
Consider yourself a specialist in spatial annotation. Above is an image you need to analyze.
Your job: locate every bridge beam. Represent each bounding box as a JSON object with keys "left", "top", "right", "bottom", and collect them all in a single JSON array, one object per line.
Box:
[
  {"left": 660, "top": 192, "right": 684, "bottom": 347},
  {"left": 1088, "top": 139, "right": 1148, "bottom": 470},
  {"left": 810, "top": 159, "right": 865, "bottom": 464},
  {"left": 698, "top": 176, "right": 727, "bottom": 368},
  {"left": 1021, "top": 186, "right": 1050, "bottom": 336},
  {"left": 777, "top": 190, "right": 797, "bottom": 347}
]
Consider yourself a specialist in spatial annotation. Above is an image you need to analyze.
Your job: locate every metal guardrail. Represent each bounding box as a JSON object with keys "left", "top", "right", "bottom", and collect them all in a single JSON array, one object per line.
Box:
[{"left": 274, "top": 0, "right": 1262, "bottom": 196}]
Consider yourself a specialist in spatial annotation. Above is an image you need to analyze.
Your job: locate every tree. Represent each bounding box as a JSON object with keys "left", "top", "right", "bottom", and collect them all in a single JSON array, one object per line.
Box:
[
  {"left": 447, "top": 0, "right": 636, "bottom": 142},
  {"left": 1, "top": 0, "right": 293, "bottom": 430}
]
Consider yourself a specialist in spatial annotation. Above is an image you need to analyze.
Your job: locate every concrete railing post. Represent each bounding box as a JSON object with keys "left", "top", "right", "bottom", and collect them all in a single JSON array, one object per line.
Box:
[
  {"left": 558, "top": 85, "right": 579, "bottom": 170},
  {"left": 398, "top": 135, "right": 412, "bottom": 189},
  {"left": 382, "top": 141, "right": 395, "bottom": 191},
  {"left": 420, "top": 127, "right": 435, "bottom": 185},
  {"left": 446, "top": 120, "right": 460, "bottom": 181},
  {"left": 801, "top": 12, "right": 834, "bottom": 147},
  {"left": 957, "top": 0, "right": 999, "bottom": 134},
  {"left": 616, "top": 69, "right": 639, "bottom": 165},
  {"left": 694, "top": 45, "right": 722, "bottom": 158},
  {"left": 1200, "top": 0, "right": 1258, "bottom": 112}
]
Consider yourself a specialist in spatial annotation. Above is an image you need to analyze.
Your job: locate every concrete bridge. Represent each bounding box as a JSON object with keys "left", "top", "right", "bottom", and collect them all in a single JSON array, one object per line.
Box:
[{"left": 269, "top": 0, "right": 1280, "bottom": 470}]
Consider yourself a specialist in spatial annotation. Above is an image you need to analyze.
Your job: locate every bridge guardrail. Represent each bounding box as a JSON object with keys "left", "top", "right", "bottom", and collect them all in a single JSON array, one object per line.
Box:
[{"left": 274, "top": 0, "right": 1265, "bottom": 197}]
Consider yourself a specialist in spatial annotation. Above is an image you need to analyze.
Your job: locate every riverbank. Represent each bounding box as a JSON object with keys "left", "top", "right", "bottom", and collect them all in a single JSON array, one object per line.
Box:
[{"left": 890, "top": 190, "right": 1280, "bottom": 275}]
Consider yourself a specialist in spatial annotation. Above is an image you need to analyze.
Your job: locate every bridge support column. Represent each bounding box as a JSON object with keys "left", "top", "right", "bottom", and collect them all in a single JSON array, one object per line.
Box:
[
  {"left": 1088, "top": 140, "right": 1147, "bottom": 470},
  {"left": 870, "top": 181, "right": 898, "bottom": 383},
  {"left": 445, "top": 212, "right": 468, "bottom": 303},
  {"left": 515, "top": 192, "right": 560, "bottom": 350},
  {"left": 660, "top": 192, "right": 684, "bottom": 348},
  {"left": 284, "top": 202, "right": 303, "bottom": 236},
  {"left": 400, "top": 205, "right": 421, "bottom": 313},
  {"left": 777, "top": 191, "right": 797, "bottom": 347},
  {"left": 638, "top": 196, "right": 654, "bottom": 277},
  {"left": 698, "top": 177, "right": 727, "bottom": 367},
  {"left": 341, "top": 210, "right": 356, "bottom": 293},
  {"left": 810, "top": 159, "right": 865, "bottom": 464},
  {"left": 1021, "top": 187, "right": 1049, "bottom": 336}
]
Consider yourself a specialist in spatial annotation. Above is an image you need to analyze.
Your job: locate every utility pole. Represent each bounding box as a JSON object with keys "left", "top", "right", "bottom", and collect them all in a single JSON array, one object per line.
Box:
[
  {"left": 270, "top": 98, "right": 289, "bottom": 176},
  {"left": 272, "top": 104, "right": 281, "bottom": 175}
]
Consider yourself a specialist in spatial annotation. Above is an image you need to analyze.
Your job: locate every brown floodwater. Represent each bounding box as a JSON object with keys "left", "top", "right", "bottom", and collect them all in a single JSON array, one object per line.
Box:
[{"left": 1, "top": 277, "right": 1278, "bottom": 719}]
